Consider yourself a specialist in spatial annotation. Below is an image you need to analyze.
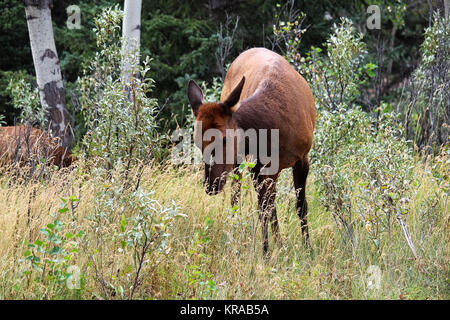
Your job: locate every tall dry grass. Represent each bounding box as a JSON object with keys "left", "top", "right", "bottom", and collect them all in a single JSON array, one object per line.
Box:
[{"left": 0, "top": 156, "right": 448, "bottom": 300}]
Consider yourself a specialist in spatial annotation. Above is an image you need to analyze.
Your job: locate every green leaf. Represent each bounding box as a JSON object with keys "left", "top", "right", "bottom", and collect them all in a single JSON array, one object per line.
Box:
[
  {"left": 120, "top": 214, "right": 126, "bottom": 232},
  {"left": 58, "top": 207, "right": 69, "bottom": 214},
  {"left": 365, "top": 63, "right": 377, "bottom": 78},
  {"left": 54, "top": 220, "right": 63, "bottom": 230},
  {"left": 388, "top": 192, "right": 399, "bottom": 200},
  {"left": 49, "top": 246, "right": 63, "bottom": 255},
  {"left": 76, "top": 230, "right": 85, "bottom": 238},
  {"left": 69, "top": 195, "right": 79, "bottom": 202}
]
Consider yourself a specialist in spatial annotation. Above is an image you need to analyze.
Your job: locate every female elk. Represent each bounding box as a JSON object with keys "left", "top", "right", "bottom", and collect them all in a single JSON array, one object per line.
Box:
[
  {"left": 187, "top": 48, "right": 316, "bottom": 256},
  {"left": 0, "top": 125, "right": 76, "bottom": 168}
]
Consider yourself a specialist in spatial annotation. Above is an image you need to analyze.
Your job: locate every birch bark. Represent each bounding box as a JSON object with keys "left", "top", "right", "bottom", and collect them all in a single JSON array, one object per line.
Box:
[
  {"left": 121, "top": 0, "right": 142, "bottom": 101},
  {"left": 24, "top": 0, "right": 72, "bottom": 148}
]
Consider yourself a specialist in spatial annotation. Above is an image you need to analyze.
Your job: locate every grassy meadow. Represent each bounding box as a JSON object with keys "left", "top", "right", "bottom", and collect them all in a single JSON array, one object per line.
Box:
[
  {"left": 0, "top": 1, "right": 448, "bottom": 302},
  {"left": 0, "top": 153, "right": 448, "bottom": 300}
]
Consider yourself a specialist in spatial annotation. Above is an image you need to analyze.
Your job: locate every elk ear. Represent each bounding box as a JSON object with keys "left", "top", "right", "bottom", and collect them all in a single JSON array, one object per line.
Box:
[
  {"left": 223, "top": 76, "right": 245, "bottom": 109},
  {"left": 187, "top": 80, "right": 204, "bottom": 116}
]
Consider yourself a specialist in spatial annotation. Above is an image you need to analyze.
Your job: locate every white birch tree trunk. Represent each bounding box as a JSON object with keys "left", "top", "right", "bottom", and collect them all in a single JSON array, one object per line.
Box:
[
  {"left": 24, "top": 0, "right": 72, "bottom": 148},
  {"left": 121, "top": 0, "right": 142, "bottom": 101}
]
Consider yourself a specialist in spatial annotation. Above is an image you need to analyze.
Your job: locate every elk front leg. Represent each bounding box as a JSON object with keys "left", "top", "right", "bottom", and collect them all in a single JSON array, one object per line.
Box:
[{"left": 253, "top": 168, "right": 279, "bottom": 257}]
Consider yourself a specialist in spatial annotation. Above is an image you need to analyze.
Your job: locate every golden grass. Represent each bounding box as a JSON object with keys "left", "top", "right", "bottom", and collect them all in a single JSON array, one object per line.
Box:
[{"left": 0, "top": 157, "right": 448, "bottom": 300}]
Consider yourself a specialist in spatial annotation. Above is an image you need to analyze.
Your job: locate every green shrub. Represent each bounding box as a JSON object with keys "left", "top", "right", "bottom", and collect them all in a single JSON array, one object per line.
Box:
[
  {"left": 87, "top": 180, "right": 185, "bottom": 299},
  {"left": 311, "top": 105, "right": 416, "bottom": 256},
  {"left": 19, "top": 196, "right": 84, "bottom": 298},
  {"left": 5, "top": 71, "right": 46, "bottom": 129},
  {"left": 403, "top": 12, "right": 449, "bottom": 153},
  {"left": 78, "top": 6, "right": 161, "bottom": 171},
  {"left": 276, "top": 15, "right": 419, "bottom": 257},
  {"left": 274, "top": 16, "right": 371, "bottom": 111}
]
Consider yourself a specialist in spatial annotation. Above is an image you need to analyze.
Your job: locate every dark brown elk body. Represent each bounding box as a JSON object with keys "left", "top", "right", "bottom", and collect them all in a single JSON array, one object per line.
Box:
[
  {"left": 187, "top": 48, "right": 316, "bottom": 256},
  {"left": 0, "top": 125, "right": 76, "bottom": 168}
]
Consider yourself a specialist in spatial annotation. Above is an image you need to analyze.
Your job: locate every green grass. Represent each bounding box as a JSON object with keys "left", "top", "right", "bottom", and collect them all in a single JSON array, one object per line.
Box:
[{"left": 0, "top": 156, "right": 448, "bottom": 300}]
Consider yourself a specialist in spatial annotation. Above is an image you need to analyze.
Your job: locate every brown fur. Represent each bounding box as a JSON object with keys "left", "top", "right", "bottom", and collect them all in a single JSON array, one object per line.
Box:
[
  {"left": 187, "top": 48, "right": 316, "bottom": 256},
  {"left": 0, "top": 125, "right": 76, "bottom": 168},
  {"left": 225, "top": 48, "right": 316, "bottom": 167}
]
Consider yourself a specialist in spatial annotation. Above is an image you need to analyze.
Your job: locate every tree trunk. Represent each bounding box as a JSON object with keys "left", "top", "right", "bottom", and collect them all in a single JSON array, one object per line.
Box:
[
  {"left": 121, "top": 0, "right": 142, "bottom": 101},
  {"left": 23, "top": 0, "right": 72, "bottom": 148}
]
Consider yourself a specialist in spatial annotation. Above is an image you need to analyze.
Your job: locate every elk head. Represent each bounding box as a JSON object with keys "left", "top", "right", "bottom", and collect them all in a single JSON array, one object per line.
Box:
[{"left": 187, "top": 77, "right": 245, "bottom": 195}]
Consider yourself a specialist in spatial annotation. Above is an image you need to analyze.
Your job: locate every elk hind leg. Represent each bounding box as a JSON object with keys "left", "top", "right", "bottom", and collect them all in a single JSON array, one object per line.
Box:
[{"left": 293, "top": 158, "right": 310, "bottom": 245}]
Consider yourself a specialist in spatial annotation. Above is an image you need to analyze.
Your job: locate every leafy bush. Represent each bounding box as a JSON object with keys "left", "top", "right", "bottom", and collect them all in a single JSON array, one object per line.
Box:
[
  {"left": 5, "top": 71, "right": 46, "bottom": 129},
  {"left": 274, "top": 15, "right": 419, "bottom": 256},
  {"left": 312, "top": 106, "right": 416, "bottom": 257},
  {"left": 403, "top": 12, "right": 449, "bottom": 153},
  {"left": 78, "top": 6, "right": 161, "bottom": 171},
  {"left": 19, "top": 196, "right": 84, "bottom": 297},
  {"left": 300, "top": 18, "right": 371, "bottom": 110},
  {"left": 87, "top": 180, "right": 185, "bottom": 299},
  {"left": 274, "top": 15, "right": 371, "bottom": 111},
  {"left": 311, "top": 106, "right": 372, "bottom": 249}
]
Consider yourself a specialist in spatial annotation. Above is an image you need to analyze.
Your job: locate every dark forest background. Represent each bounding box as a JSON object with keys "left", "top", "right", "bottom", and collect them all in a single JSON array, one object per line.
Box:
[{"left": 0, "top": 0, "right": 436, "bottom": 129}]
